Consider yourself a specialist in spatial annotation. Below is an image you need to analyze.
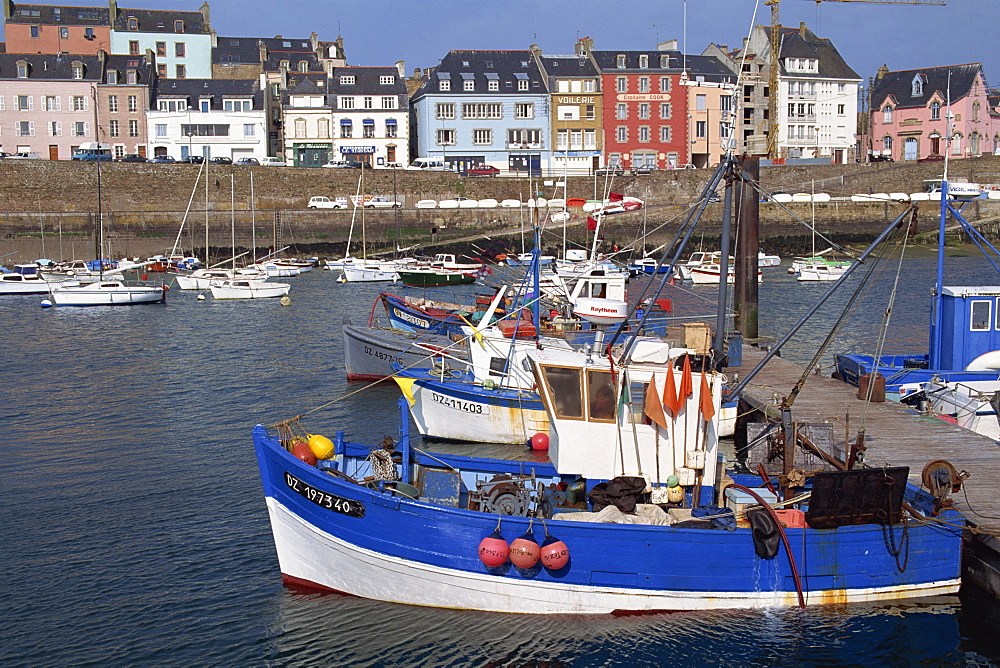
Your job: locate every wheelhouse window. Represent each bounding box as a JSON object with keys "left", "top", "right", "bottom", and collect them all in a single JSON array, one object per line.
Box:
[
  {"left": 540, "top": 366, "right": 584, "bottom": 419},
  {"left": 586, "top": 370, "right": 616, "bottom": 422},
  {"left": 971, "top": 300, "right": 991, "bottom": 331}
]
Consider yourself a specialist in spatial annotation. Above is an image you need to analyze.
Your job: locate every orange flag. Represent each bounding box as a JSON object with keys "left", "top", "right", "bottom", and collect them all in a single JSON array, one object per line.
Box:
[
  {"left": 679, "top": 355, "right": 693, "bottom": 400},
  {"left": 663, "top": 362, "right": 680, "bottom": 417},
  {"left": 644, "top": 378, "right": 668, "bottom": 429},
  {"left": 699, "top": 372, "right": 716, "bottom": 421}
]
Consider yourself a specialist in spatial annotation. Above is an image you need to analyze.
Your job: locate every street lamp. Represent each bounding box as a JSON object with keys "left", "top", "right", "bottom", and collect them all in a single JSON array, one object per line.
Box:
[
  {"left": 187, "top": 131, "right": 193, "bottom": 160},
  {"left": 814, "top": 126, "right": 821, "bottom": 160}
]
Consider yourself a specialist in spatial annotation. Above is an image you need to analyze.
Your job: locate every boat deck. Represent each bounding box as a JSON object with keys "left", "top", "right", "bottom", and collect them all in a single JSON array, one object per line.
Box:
[{"left": 731, "top": 344, "right": 1000, "bottom": 596}]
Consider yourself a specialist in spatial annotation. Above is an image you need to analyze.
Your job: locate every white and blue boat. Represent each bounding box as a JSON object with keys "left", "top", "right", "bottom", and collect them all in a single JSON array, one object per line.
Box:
[
  {"left": 253, "top": 337, "right": 964, "bottom": 613},
  {"left": 834, "top": 178, "right": 1000, "bottom": 396}
]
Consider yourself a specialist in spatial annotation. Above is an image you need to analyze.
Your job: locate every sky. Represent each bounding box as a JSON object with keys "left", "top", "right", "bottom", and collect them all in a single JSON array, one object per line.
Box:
[{"left": 6, "top": 0, "right": 998, "bottom": 96}]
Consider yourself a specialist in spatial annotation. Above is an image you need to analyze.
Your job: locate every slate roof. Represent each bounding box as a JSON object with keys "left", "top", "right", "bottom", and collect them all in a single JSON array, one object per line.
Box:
[
  {"left": 113, "top": 7, "right": 209, "bottom": 34},
  {"left": 5, "top": 3, "right": 109, "bottom": 25},
  {"left": 328, "top": 66, "right": 406, "bottom": 95},
  {"left": 153, "top": 78, "right": 263, "bottom": 109},
  {"left": 537, "top": 55, "right": 599, "bottom": 79},
  {"left": 683, "top": 54, "right": 736, "bottom": 83},
  {"left": 768, "top": 25, "right": 860, "bottom": 80},
  {"left": 871, "top": 63, "right": 985, "bottom": 110},
  {"left": 212, "top": 36, "right": 263, "bottom": 65},
  {"left": 412, "top": 50, "right": 545, "bottom": 99},
  {"left": 0, "top": 52, "right": 102, "bottom": 80},
  {"left": 102, "top": 53, "right": 153, "bottom": 85},
  {"left": 591, "top": 49, "right": 686, "bottom": 72}
]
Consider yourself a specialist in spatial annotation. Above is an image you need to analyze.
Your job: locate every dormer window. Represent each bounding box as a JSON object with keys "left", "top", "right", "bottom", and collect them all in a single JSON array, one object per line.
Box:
[
  {"left": 126, "top": 70, "right": 138, "bottom": 85},
  {"left": 72, "top": 61, "right": 84, "bottom": 79},
  {"left": 380, "top": 75, "right": 395, "bottom": 85},
  {"left": 616, "top": 54, "right": 626, "bottom": 68},
  {"left": 174, "top": 20, "right": 184, "bottom": 33},
  {"left": 282, "top": 41, "right": 291, "bottom": 48},
  {"left": 16, "top": 61, "right": 28, "bottom": 78},
  {"left": 883, "top": 105, "right": 893, "bottom": 123},
  {"left": 106, "top": 71, "right": 118, "bottom": 84},
  {"left": 911, "top": 74, "right": 924, "bottom": 97},
  {"left": 660, "top": 55, "right": 669, "bottom": 68},
  {"left": 639, "top": 54, "right": 648, "bottom": 68},
  {"left": 340, "top": 75, "right": 355, "bottom": 85},
  {"left": 298, "top": 61, "right": 308, "bottom": 73},
  {"left": 127, "top": 17, "right": 138, "bottom": 30},
  {"left": 280, "top": 60, "right": 290, "bottom": 71}
]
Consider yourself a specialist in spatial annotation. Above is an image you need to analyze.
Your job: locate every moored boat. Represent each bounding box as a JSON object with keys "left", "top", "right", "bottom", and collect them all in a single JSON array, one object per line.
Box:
[{"left": 210, "top": 278, "right": 291, "bottom": 300}]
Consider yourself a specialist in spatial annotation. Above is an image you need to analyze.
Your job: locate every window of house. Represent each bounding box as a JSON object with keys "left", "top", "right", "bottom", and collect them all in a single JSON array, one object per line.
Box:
[
  {"left": 882, "top": 136, "right": 892, "bottom": 151},
  {"left": 72, "top": 96, "right": 85, "bottom": 111},
  {"left": 155, "top": 42, "right": 166, "bottom": 57},
  {"left": 338, "top": 120, "right": 352, "bottom": 138},
  {"left": 696, "top": 120, "right": 706, "bottom": 138},
  {"left": 514, "top": 102, "right": 533, "bottom": 119},
  {"left": 696, "top": 94, "right": 707, "bottom": 111},
  {"left": 363, "top": 122, "right": 375, "bottom": 138},
  {"left": 616, "top": 77, "right": 626, "bottom": 93},
  {"left": 973, "top": 101, "right": 980, "bottom": 122},
  {"left": 720, "top": 95, "right": 732, "bottom": 113},
  {"left": 616, "top": 126, "right": 627, "bottom": 142},
  {"left": 931, "top": 101, "right": 941, "bottom": 120},
  {"left": 638, "top": 103, "right": 649, "bottom": 119},
  {"left": 464, "top": 78, "right": 475, "bottom": 91},
  {"left": 108, "top": 95, "right": 118, "bottom": 113},
  {"left": 174, "top": 20, "right": 184, "bottom": 33},
  {"left": 436, "top": 128, "right": 455, "bottom": 145},
  {"left": 660, "top": 126, "right": 671, "bottom": 142},
  {"left": 616, "top": 103, "right": 627, "bottom": 120},
  {"left": 85, "top": 27, "right": 94, "bottom": 38},
  {"left": 49, "top": 121, "right": 61, "bottom": 136},
  {"left": 584, "top": 79, "right": 595, "bottom": 93},
  {"left": 43, "top": 96, "right": 57, "bottom": 111},
  {"left": 243, "top": 123, "right": 255, "bottom": 137},
  {"left": 317, "top": 119, "right": 329, "bottom": 139},
  {"left": 462, "top": 103, "right": 502, "bottom": 119},
  {"left": 125, "top": 95, "right": 137, "bottom": 113},
  {"left": 436, "top": 103, "right": 455, "bottom": 120},
  {"left": 385, "top": 121, "right": 397, "bottom": 138},
  {"left": 60, "top": 27, "right": 69, "bottom": 39},
  {"left": 279, "top": 60, "right": 289, "bottom": 71},
  {"left": 639, "top": 54, "right": 648, "bottom": 68},
  {"left": 155, "top": 124, "right": 167, "bottom": 137},
  {"left": 129, "top": 120, "right": 138, "bottom": 137},
  {"left": 660, "top": 77, "right": 670, "bottom": 93},
  {"left": 952, "top": 133, "right": 962, "bottom": 155},
  {"left": 73, "top": 121, "right": 87, "bottom": 137},
  {"left": 339, "top": 96, "right": 355, "bottom": 109},
  {"left": 488, "top": 79, "right": 499, "bottom": 91},
  {"left": 584, "top": 129, "right": 596, "bottom": 149},
  {"left": 292, "top": 118, "right": 306, "bottom": 138},
  {"left": 380, "top": 75, "right": 395, "bottom": 85},
  {"left": 912, "top": 75, "right": 923, "bottom": 97},
  {"left": 362, "top": 96, "right": 373, "bottom": 109},
  {"left": 176, "top": 43, "right": 185, "bottom": 58},
  {"left": 556, "top": 129, "right": 568, "bottom": 150},
  {"left": 109, "top": 120, "right": 119, "bottom": 137},
  {"left": 176, "top": 65, "right": 186, "bottom": 78},
  {"left": 127, "top": 17, "right": 138, "bottom": 30},
  {"left": 439, "top": 79, "right": 450, "bottom": 91},
  {"left": 585, "top": 104, "right": 595, "bottom": 120},
  {"left": 157, "top": 64, "right": 167, "bottom": 77},
  {"left": 18, "top": 121, "right": 34, "bottom": 136},
  {"left": 638, "top": 126, "right": 650, "bottom": 142},
  {"left": 507, "top": 128, "right": 540, "bottom": 146},
  {"left": 72, "top": 63, "right": 83, "bottom": 79},
  {"left": 30, "top": 25, "right": 40, "bottom": 38},
  {"left": 616, "top": 54, "right": 625, "bottom": 68},
  {"left": 660, "top": 55, "right": 669, "bottom": 68},
  {"left": 638, "top": 77, "right": 650, "bottom": 93},
  {"left": 883, "top": 105, "right": 893, "bottom": 123},
  {"left": 659, "top": 102, "right": 671, "bottom": 119}
]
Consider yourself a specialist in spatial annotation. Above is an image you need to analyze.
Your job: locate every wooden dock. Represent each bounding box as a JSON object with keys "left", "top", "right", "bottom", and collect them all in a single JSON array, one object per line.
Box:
[{"left": 730, "top": 344, "right": 1000, "bottom": 596}]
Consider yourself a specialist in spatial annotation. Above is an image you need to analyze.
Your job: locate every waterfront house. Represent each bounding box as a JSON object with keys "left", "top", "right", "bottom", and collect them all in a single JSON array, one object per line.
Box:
[
  {"left": 410, "top": 49, "right": 550, "bottom": 174},
  {"left": 2, "top": 1, "right": 111, "bottom": 54},
  {"left": 280, "top": 72, "right": 332, "bottom": 166},
  {"left": 869, "top": 62, "right": 1000, "bottom": 161},
  {"left": 96, "top": 52, "right": 154, "bottom": 158},
  {"left": 533, "top": 47, "right": 604, "bottom": 175},
  {"left": 109, "top": 1, "right": 213, "bottom": 80},
  {"left": 328, "top": 65, "right": 409, "bottom": 168}
]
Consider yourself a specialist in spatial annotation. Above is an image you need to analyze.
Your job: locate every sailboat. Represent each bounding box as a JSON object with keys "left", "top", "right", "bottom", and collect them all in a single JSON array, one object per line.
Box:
[
  {"left": 209, "top": 175, "right": 290, "bottom": 300},
  {"left": 45, "top": 93, "right": 166, "bottom": 307}
]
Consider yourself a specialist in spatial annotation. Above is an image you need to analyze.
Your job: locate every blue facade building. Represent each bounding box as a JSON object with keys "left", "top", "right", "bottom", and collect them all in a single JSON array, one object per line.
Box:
[{"left": 411, "top": 50, "right": 550, "bottom": 174}]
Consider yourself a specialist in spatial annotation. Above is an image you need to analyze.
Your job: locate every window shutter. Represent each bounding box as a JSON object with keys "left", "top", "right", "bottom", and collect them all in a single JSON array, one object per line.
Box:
[
  {"left": 56, "top": 122, "right": 62, "bottom": 137},
  {"left": 29, "top": 96, "right": 34, "bottom": 111},
  {"left": 84, "top": 122, "right": 90, "bottom": 136},
  {"left": 30, "top": 121, "right": 35, "bottom": 136},
  {"left": 84, "top": 97, "right": 89, "bottom": 112},
  {"left": 56, "top": 96, "right": 62, "bottom": 111}
]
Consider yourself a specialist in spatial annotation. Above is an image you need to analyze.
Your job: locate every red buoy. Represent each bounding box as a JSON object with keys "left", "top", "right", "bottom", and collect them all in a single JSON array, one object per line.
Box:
[
  {"left": 540, "top": 535, "right": 570, "bottom": 570},
  {"left": 529, "top": 433, "right": 549, "bottom": 451},
  {"left": 478, "top": 530, "right": 509, "bottom": 567},
  {"left": 509, "top": 532, "right": 540, "bottom": 569},
  {"left": 291, "top": 442, "right": 317, "bottom": 466}
]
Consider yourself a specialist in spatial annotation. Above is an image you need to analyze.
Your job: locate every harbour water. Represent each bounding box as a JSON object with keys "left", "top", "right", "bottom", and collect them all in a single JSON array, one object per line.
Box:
[{"left": 4, "top": 256, "right": 1000, "bottom": 666}]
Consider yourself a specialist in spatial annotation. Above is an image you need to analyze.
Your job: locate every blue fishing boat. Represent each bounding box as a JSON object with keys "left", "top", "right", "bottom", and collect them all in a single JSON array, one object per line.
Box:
[
  {"left": 253, "top": 343, "right": 964, "bottom": 613},
  {"left": 833, "top": 178, "right": 1000, "bottom": 396}
]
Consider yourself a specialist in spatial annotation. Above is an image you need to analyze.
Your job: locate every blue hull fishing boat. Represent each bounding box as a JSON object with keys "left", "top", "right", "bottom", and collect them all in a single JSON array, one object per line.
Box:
[
  {"left": 254, "top": 157, "right": 965, "bottom": 614},
  {"left": 834, "top": 178, "right": 1000, "bottom": 396}
]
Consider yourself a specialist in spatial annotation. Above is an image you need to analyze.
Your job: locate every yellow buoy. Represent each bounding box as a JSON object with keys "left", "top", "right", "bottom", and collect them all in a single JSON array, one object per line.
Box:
[
  {"left": 307, "top": 433, "right": 335, "bottom": 459},
  {"left": 280, "top": 296, "right": 291, "bottom": 306}
]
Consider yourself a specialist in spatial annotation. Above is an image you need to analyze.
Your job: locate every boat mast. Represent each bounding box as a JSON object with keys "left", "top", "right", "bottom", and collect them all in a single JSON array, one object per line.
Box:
[
  {"left": 930, "top": 74, "right": 952, "bottom": 369},
  {"left": 250, "top": 171, "right": 257, "bottom": 263},
  {"left": 230, "top": 174, "right": 236, "bottom": 269},
  {"left": 92, "top": 85, "right": 103, "bottom": 278}
]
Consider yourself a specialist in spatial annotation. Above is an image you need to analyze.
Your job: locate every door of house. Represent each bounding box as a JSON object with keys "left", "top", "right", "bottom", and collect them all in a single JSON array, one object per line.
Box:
[
  {"left": 904, "top": 138, "right": 918, "bottom": 161},
  {"left": 48, "top": 145, "right": 59, "bottom": 160}
]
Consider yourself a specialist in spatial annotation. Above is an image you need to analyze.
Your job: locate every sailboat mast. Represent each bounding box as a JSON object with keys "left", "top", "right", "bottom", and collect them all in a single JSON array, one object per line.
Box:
[
  {"left": 251, "top": 171, "right": 257, "bottom": 263},
  {"left": 230, "top": 174, "right": 236, "bottom": 268},
  {"left": 930, "top": 74, "right": 953, "bottom": 369},
  {"left": 92, "top": 85, "right": 103, "bottom": 277},
  {"left": 205, "top": 157, "right": 210, "bottom": 267}
]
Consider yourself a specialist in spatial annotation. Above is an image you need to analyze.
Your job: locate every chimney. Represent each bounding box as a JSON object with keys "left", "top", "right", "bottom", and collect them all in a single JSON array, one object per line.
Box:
[
  {"left": 658, "top": 39, "right": 677, "bottom": 51},
  {"left": 200, "top": 1, "right": 210, "bottom": 30},
  {"left": 799, "top": 21, "right": 807, "bottom": 39},
  {"left": 575, "top": 36, "right": 594, "bottom": 56},
  {"left": 395, "top": 59, "right": 405, "bottom": 78},
  {"left": 876, "top": 64, "right": 888, "bottom": 80},
  {"left": 529, "top": 44, "right": 541, "bottom": 58}
]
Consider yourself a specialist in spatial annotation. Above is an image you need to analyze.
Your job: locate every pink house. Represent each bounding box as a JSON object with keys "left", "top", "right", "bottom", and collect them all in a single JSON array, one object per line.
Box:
[
  {"left": 0, "top": 53, "right": 104, "bottom": 159},
  {"left": 869, "top": 63, "right": 1000, "bottom": 161}
]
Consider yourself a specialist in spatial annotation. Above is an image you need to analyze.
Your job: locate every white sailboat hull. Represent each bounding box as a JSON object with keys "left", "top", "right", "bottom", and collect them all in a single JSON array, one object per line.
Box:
[
  {"left": 48, "top": 281, "right": 166, "bottom": 306},
  {"left": 210, "top": 280, "right": 290, "bottom": 299}
]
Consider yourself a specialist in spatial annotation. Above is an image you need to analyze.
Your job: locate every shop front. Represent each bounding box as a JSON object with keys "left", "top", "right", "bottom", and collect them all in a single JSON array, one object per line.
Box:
[
  {"left": 339, "top": 144, "right": 376, "bottom": 166},
  {"left": 294, "top": 143, "right": 332, "bottom": 167}
]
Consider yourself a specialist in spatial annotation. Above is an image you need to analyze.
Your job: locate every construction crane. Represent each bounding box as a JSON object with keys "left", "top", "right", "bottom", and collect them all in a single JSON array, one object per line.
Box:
[{"left": 763, "top": 0, "right": 945, "bottom": 159}]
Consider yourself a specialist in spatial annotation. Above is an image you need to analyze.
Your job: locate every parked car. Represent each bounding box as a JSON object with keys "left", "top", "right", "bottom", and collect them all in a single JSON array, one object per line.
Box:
[
  {"left": 918, "top": 154, "right": 945, "bottom": 163},
  {"left": 869, "top": 154, "right": 894, "bottom": 163},
  {"left": 463, "top": 164, "right": 500, "bottom": 177},
  {"left": 7, "top": 152, "right": 42, "bottom": 159},
  {"left": 363, "top": 196, "right": 401, "bottom": 209},
  {"left": 116, "top": 154, "right": 147, "bottom": 163},
  {"left": 178, "top": 155, "right": 204, "bottom": 164},
  {"left": 209, "top": 156, "right": 232, "bottom": 165},
  {"left": 235, "top": 157, "right": 260, "bottom": 166},
  {"left": 632, "top": 165, "right": 657, "bottom": 176},
  {"left": 707, "top": 191, "right": 721, "bottom": 204},
  {"left": 595, "top": 165, "right": 625, "bottom": 176},
  {"left": 260, "top": 156, "right": 287, "bottom": 167},
  {"left": 307, "top": 196, "right": 348, "bottom": 209},
  {"left": 322, "top": 160, "right": 358, "bottom": 169},
  {"left": 149, "top": 155, "right": 176, "bottom": 164}
]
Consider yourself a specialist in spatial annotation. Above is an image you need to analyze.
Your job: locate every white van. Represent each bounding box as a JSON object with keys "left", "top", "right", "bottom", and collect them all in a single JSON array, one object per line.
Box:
[{"left": 406, "top": 157, "right": 449, "bottom": 171}]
